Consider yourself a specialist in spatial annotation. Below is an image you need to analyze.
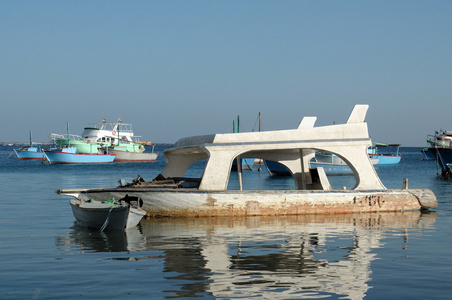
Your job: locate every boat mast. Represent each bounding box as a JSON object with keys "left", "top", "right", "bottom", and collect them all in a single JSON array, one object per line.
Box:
[
  {"left": 67, "top": 122, "right": 70, "bottom": 147},
  {"left": 259, "top": 112, "right": 261, "bottom": 132},
  {"left": 117, "top": 123, "right": 120, "bottom": 146}
]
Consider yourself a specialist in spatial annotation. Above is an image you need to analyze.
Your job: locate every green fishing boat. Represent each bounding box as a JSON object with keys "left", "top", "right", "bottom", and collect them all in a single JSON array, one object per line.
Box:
[{"left": 50, "top": 119, "right": 149, "bottom": 155}]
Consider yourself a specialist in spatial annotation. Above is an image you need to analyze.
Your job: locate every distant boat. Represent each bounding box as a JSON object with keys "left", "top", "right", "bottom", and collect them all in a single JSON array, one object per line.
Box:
[
  {"left": 254, "top": 159, "right": 264, "bottom": 165},
  {"left": 368, "top": 143, "right": 402, "bottom": 165},
  {"left": 13, "top": 130, "right": 45, "bottom": 160},
  {"left": 70, "top": 197, "right": 146, "bottom": 231},
  {"left": 265, "top": 158, "right": 356, "bottom": 176},
  {"left": 264, "top": 160, "right": 291, "bottom": 176},
  {"left": 421, "top": 130, "right": 452, "bottom": 160},
  {"left": 50, "top": 119, "right": 153, "bottom": 155},
  {"left": 266, "top": 151, "right": 379, "bottom": 176},
  {"left": 14, "top": 146, "right": 44, "bottom": 160},
  {"left": 310, "top": 152, "right": 366, "bottom": 175},
  {"left": 43, "top": 147, "right": 116, "bottom": 164},
  {"left": 100, "top": 147, "right": 158, "bottom": 162}
]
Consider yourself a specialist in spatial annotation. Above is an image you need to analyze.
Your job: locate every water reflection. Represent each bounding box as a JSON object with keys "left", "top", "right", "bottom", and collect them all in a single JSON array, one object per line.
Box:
[
  {"left": 56, "top": 223, "right": 147, "bottom": 253},
  {"left": 56, "top": 212, "right": 436, "bottom": 299}
]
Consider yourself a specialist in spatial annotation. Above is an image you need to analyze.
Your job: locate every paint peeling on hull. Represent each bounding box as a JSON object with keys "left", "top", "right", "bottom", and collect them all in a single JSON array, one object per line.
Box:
[
  {"left": 57, "top": 188, "right": 437, "bottom": 218},
  {"left": 145, "top": 195, "right": 422, "bottom": 218}
]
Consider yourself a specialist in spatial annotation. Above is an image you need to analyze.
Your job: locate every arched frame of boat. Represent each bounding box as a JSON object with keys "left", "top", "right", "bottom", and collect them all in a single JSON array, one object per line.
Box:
[{"left": 164, "top": 105, "right": 381, "bottom": 191}]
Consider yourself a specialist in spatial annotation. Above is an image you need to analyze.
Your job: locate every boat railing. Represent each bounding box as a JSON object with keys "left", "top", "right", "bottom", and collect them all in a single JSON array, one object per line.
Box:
[
  {"left": 88, "top": 123, "right": 135, "bottom": 135},
  {"left": 427, "top": 138, "right": 450, "bottom": 147},
  {"left": 49, "top": 133, "right": 84, "bottom": 141},
  {"left": 103, "top": 129, "right": 134, "bottom": 135}
]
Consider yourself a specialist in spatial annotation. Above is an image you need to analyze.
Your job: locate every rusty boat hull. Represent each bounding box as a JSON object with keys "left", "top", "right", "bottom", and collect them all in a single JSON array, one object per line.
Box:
[{"left": 57, "top": 188, "right": 437, "bottom": 218}]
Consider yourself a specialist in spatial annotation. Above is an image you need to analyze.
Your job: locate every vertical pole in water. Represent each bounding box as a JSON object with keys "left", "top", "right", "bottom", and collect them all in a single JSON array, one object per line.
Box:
[
  {"left": 237, "top": 157, "right": 243, "bottom": 191},
  {"left": 436, "top": 147, "right": 439, "bottom": 175},
  {"left": 300, "top": 149, "right": 307, "bottom": 190},
  {"left": 117, "top": 123, "right": 120, "bottom": 146},
  {"left": 238, "top": 115, "right": 243, "bottom": 190}
]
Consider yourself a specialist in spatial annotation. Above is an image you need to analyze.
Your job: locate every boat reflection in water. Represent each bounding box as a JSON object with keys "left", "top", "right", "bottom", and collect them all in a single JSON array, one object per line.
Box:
[
  {"left": 56, "top": 223, "right": 147, "bottom": 253},
  {"left": 56, "top": 212, "right": 436, "bottom": 299}
]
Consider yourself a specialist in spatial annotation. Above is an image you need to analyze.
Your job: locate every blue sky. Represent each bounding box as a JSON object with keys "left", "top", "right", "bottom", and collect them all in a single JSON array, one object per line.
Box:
[{"left": 1, "top": 1, "right": 451, "bottom": 146}]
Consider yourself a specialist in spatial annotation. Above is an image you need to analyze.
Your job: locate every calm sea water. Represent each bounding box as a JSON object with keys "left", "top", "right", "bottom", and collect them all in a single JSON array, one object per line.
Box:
[{"left": 1, "top": 145, "right": 451, "bottom": 299}]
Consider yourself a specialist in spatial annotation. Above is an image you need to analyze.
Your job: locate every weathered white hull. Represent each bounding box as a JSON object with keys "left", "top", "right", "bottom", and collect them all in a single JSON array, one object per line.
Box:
[
  {"left": 126, "top": 207, "right": 147, "bottom": 228},
  {"left": 60, "top": 188, "right": 437, "bottom": 218},
  {"left": 106, "top": 148, "right": 158, "bottom": 162}
]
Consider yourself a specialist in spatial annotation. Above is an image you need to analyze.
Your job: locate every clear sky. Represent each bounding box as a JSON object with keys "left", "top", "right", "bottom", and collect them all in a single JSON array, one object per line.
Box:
[{"left": 1, "top": 1, "right": 451, "bottom": 146}]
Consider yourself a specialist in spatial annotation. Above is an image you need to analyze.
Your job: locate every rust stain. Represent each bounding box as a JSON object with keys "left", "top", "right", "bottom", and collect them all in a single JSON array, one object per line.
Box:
[
  {"left": 202, "top": 194, "right": 217, "bottom": 207},
  {"left": 245, "top": 201, "right": 261, "bottom": 215},
  {"left": 142, "top": 192, "right": 426, "bottom": 218}
]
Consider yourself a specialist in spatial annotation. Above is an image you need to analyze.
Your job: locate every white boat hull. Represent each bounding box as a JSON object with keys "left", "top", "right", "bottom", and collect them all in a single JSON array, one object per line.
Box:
[
  {"left": 60, "top": 188, "right": 436, "bottom": 218},
  {"left": 105, "top": 148, "right": 158, "bottom": 162}
]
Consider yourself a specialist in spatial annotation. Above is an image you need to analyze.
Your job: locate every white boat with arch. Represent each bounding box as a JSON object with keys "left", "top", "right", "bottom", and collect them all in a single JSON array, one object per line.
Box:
[{"left": 57, "top": 105, "right": 437, "bottom": 217}]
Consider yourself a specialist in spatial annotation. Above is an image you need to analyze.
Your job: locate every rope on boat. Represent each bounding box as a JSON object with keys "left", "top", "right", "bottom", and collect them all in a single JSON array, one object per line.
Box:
[
  {"left": 7, "top": 151, "right": 15, "bottom": 159},
  {"left": 244, "top": 160, "right": 253, "bottom": 171},
  {"left": 99, "top": 206, "right": 116, "bottom": 232}
]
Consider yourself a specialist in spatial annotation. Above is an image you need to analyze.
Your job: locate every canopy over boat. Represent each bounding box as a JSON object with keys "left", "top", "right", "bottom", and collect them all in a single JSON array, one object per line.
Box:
[{"left": 163, "top": 104, "right": 382, "bottom": 191}]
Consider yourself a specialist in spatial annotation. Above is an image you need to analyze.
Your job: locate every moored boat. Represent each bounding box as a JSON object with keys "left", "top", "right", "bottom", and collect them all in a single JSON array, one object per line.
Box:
[
  {"left": 14, "top": 146, "right": 44, "bottom": 160},
  {"left": 266, "top": 157, "right": 356, "bottom": 176},
  {"left": 100, "top": 147, "right": 158, "bottom": 162},
  {"left": 266, "top": 151, "right": 379, "bottom": 176},
  {"left": 50, "top": 119, "right": 151, "bottom": 155},
  {"left": 44, "top": 147, "right": 116, "bottom": 164},
  {"left": 56, "top": 105, "right": 437, "bottom": 217},
  {"left": 70, "top": 197, "right": 146, "bottom": 231},
  {"left": 13, "top": 130, "right": 45, "bottom": 160},
  {"left": 264, "top": 160, "right": 291, "bottom": 176},
  {"left": 421, "top": 130, "right": 452, "bottom": 160},
  {"left": 310, "top": 160, "right": 355, "bottom": 175},
  {"left": 368, "top": 143, "right": 402, "bottom": 165}
]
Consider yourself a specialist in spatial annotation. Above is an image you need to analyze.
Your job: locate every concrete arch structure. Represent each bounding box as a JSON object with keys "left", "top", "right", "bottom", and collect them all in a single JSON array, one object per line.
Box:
[{"left": 163, "top": 105, "right": 384, "bottom": 191}]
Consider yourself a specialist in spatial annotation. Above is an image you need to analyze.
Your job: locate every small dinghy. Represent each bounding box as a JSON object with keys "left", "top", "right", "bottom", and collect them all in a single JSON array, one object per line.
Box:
[{"left": 69, "top": 196, "right": 146, "bottom": 231}]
